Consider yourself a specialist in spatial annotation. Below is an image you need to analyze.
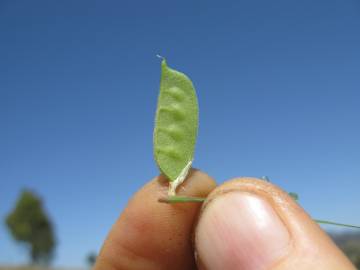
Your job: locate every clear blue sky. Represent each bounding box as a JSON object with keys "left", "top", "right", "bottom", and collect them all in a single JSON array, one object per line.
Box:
[{"left": 1, "top": 0, "right": 360, "bottom": 267}]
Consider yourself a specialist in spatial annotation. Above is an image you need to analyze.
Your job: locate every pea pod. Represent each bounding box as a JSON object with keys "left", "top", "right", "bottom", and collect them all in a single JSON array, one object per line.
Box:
[{"left": 153, "top": 58, "right": 199, "bottom": 195}]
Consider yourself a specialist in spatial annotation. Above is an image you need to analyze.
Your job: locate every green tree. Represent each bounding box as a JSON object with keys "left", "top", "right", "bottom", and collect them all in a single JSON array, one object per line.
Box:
[
  {"left": 5, "top": 190, "right": 56, "bottom": 265},
  {"left": 86, "top": 252, "right": 97, "bottom": 268}
]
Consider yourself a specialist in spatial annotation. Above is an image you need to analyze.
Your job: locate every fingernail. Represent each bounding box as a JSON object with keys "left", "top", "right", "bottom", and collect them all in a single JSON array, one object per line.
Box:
[{"left": 195, "top": 192, "right": 290, "bottom": 270}]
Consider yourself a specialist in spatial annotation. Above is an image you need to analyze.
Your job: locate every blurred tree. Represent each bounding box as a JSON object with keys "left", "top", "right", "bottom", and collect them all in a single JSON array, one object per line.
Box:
[
  {"left": 5, "top": 190, "right": 56, "bottom": 265},
  {"left": 86, "top": 252, "right": 97, "bottom": 267}
]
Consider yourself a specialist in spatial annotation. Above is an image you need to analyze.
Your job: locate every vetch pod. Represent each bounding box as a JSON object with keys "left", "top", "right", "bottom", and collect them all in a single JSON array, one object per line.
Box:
[{"left": 153, "top": 58, "right": 199, "bottom": 195}]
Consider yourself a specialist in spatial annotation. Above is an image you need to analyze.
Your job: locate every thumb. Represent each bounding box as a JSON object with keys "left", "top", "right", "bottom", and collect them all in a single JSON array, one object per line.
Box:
[{"left": 195, "top": 178, "right": 356, "bottom": 270}]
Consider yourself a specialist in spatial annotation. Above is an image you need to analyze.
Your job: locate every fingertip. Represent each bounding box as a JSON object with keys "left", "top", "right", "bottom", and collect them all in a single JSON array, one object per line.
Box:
[{"left": 95, "top": 169, "right": 216, "bottom": 270}]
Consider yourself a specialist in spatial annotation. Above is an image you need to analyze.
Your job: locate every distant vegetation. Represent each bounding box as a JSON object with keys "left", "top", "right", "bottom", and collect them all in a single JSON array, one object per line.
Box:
[
  {"left": 0, "top": 268, "right": 83, "bottom": 270},
  {"left": 3, "top": 190, "right": 359, "bottom": 269},
  {"left": 1, "top": 233, "right": 359, "bottom": 269},
  {"left": 331, "top": 231, "right": 360, "bottom": 268},
  {"left": 5, "top": 190, "right": 56, "bottom": 266},
  {"left": 86, "top": 252, "right": 97, "bottom": 267}
]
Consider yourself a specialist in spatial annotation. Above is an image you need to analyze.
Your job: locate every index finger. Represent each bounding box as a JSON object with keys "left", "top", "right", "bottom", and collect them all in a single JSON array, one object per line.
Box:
[{"left": 94, "top": 169, "right": 216, "bottom": 270}]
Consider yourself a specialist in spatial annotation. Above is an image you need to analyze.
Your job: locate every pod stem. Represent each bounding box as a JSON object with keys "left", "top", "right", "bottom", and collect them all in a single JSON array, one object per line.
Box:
[
  {"left": 168, "top": 160, "right": 193, "bottom": 196},
  {"left": 159, "top": 196, "right": 360, "bottom": 229}
]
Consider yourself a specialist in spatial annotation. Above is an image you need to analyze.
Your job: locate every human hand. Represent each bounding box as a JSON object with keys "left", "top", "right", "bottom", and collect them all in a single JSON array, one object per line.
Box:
[{"left": 94, "top": 170, "right": 356, "bottom": 270}]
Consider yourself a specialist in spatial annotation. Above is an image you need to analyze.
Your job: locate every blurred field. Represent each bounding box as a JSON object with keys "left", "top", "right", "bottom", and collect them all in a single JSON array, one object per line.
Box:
[
  {"left": 1, "top": 232, "right": 359, "bottom": 269},
  {"left": 0, "top": 267, "right": 84, "bottom": 270},
  {"left": 331, "top": 232, "right": 360, "bottom": 268}
]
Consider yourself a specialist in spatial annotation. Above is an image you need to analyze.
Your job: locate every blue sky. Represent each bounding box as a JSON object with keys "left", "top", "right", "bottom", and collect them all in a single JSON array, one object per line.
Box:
[{"left": 1, "top": 0, "right": 360, "bottom": 267}]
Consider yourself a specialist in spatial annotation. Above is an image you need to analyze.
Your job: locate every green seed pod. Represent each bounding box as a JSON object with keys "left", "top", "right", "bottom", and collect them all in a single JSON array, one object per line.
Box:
[{"left": 153, "top": 59, "right": 199, "bottom": 195}]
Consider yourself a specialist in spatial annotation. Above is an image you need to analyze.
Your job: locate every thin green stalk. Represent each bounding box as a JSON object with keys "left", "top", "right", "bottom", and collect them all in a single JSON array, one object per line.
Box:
[
  {"left": 314, "top": 219, "right": 360, "bottom": 229},
  {"left": 159, "top": 196, "right": 360, "bottom": 229},
  {"left": 158, "top": 196, "right": 206, "bottom": 203}
]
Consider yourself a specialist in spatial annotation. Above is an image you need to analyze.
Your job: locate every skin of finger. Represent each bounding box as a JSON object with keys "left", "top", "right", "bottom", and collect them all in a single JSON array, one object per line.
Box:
[
  {"left": 94, "top": 169, "right": 216, "bottom": 270},
  {"left": 195, "top": 178, "right": 356, "bottom": 270}
]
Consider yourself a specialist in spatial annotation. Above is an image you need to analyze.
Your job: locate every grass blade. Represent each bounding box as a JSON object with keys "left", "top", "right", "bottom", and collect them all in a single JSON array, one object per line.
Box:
[
  {"left": 314, "top": 219, "right": 360, "bottom": 229},
  {"left": 158, "top": 196, "right": 206, "bottom": 203}
]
